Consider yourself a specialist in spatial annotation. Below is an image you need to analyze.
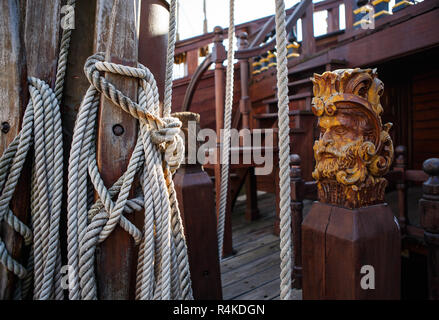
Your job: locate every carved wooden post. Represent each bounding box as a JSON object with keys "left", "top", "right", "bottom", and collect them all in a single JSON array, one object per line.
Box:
[
  {"left": 173, "top": 112, "right": 223, "bottom": 300},
  {"left": 395, "top": 145, "right": 408, "bottom": 234},
  {"left": 419, "top": 158, "right": 439, "bottom": 300},
  {"left": 290, "top": 154, "right": 303, "bottom": 289},
  {"left": 237, "top": 32, "right": 259, "bottom": 222},
  {"left": 212, "top": 26, "right": 233, "bottom": 257},
  {"left": 302, "top": 69, "right": 400, "bottom": 299},
  {"left": 0, "top": 0, "right": 30, "bottom": 299}
]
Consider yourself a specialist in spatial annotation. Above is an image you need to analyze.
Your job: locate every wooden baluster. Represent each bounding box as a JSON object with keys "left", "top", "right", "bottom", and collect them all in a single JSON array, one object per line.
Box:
[
  {"left": 395, "top": 145, "right": 408, "bottom": 235},
  {"left": 345, "top": 0, "right": 354, "bottom": 33},
  {"left": 419, "top": 158, "right": 439, "bottom": 300},
  {"left": 212, "top": 26, "right": 233, "bottom": 257},
  {"left": 327, "top": 6, "right": 340, "bottom": 33},
  {"left": 173, "top": 112, "right": 223, "bottom": 300},
  {"left": 237, "top": 32, "right": 251, "bottom": 132},
  {"left": 290, "top": 154, "right": 303, "bottom": 289},
  {"left": 95, "top": 0, "right": 141, "bottom": 299},
  {"left": 238, "top": 32, "right": 259, "bottom": 222},
  {"left": 186, "top": 49, "right": 199, "bottom": 77},
  {"left": 0, "top": 0, "right": 30, "bottom": 299},
  {"left": 301, "top": 1, "right": 315, "bottom": 56}
]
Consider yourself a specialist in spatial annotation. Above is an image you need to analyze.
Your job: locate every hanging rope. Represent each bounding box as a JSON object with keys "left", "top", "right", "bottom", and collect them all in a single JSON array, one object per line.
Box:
[
  {"left": 0, "top": 0, "right": 76, "bottom": 300},
  {"left": 67, "top": 0, "right": 192, "bottom": 300},
  {"left": 67, "top": 53, "right": 190, "bottom": 300},
  {"left": 274, "top": 0, "right": 292, "bottom": 300},
  {"left": 217, "top": 0, "right": 235, "bottom": 258}
]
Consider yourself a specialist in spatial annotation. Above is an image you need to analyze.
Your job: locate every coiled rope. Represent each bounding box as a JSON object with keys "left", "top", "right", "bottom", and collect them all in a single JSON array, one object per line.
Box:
[
  {"left": 217, "top": 0, "right": 235, "bottom": 259},
  {"left": 0, "top": 0, "right": 76, "bottom": 300},
  {"left": 67, "top": 0, "right": 192, "bottom": 300},
  {"left": 274, "top": 0, "right": 292, "bottom": 300}
]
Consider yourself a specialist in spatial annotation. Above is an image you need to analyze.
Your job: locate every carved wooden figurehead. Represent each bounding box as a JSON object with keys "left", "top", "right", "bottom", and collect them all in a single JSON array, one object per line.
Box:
[{"left": 311, "top": 68, "right": 394, "bottom": 208}]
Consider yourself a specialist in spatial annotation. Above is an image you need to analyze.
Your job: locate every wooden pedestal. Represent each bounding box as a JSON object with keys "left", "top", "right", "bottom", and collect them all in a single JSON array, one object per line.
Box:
[
  {"left": 302, "top": 202, "right": 401, "bottom": 299},
  {"left": 174, "top": 164, "right": 223, "bottom": 300}
]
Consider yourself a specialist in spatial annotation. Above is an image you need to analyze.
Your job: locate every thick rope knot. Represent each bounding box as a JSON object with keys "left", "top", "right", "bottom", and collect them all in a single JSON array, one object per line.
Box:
[
  {"left": 68, "top": 46, "right": 192, "bottom": 300},
  {"left": 84, "top": 53, "right": 185, "bottom": 173},
  {"left": 151, "top": 117, "right": 184, "bottom": 173}
]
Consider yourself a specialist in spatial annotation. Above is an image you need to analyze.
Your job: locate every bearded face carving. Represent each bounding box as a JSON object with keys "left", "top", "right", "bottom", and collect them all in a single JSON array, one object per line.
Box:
[{"left": 311, "top": 68, "right": 394, "bottom": 208}]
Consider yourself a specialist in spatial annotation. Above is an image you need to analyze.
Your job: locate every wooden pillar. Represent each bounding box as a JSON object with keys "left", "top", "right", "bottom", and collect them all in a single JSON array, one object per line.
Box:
[
  {"left": 186, "top": 49, "right": 199, "bottom": 77},
  {"left": 301, "top": 2, "right": 315, "bottom": 56},
  {"left": 95, "top": 0, "right": 141, "bottom": 300},
  {"left": 237, "top": 32, "right": 250, "bottom": 132},
  {"left": 290, "top": 154, "right": 303, "bottom": 290},
  {"left": 419, "top": 158, "right": 439, "bottom": 300},
  {"left": 0, "top": 0, "right": 30, "bottom": 299},
  {"left": 395, "top": 145, "right": 408, "bottom": 235},
  {"left": 238, "top": 32, "right": 259, "bottom": 222},
  {"left": 302, "top": 69, "right": 400, "bottom": 299},
  {"left": 173, "top": 112, "right": 223, "bottom": 300},
  {"left": 345, "top": 0, "right": 354, "bottom": 33},
  {"left": 327, "top": 6, "right": 340, "bottom": 33},
  {"left": 138, "top": 0, "right": 170, "bottom": 100},
  {"left": 212, "top": 26, "right": 233, "bottom": 257}
]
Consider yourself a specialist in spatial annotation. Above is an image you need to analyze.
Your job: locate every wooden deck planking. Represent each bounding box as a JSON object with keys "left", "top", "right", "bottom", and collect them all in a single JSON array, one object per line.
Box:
[{"left": 221, "top": 192, "right": 302, "bottom": 300}]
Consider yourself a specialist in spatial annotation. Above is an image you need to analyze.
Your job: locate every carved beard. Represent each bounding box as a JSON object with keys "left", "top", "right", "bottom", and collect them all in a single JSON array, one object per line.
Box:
[{"left": 313, "top": 139, "right": 367, "bottom": 183}]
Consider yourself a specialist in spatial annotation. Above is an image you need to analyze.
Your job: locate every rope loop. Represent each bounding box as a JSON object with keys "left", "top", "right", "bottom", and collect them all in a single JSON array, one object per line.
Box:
[
  {"left": 68, "top": 49, "right": 192, "bottom": 300},
  {"left": 84, "top": 53, "right": 184, "bottom": 173}
]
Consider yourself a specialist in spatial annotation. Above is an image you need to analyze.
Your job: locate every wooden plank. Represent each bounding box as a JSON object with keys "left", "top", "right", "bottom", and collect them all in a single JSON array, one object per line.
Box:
[
  {"left": 0, "top": 0, "right": 30, "bottom": 300},
  {"left": 234, "top": 278, "right": 280, "bottom": 300},
  {"left": 221, "top": 251, "right": 280, "bottom": 287},
  {"left": 95, "top": 0, "right": 141, "bottom": 300},
  {"left": 231, "top": 233, "right": 278, "bottom": 258},
  {"left": 232, "top": 218, "right": 274, "bottom": 245},
  {"left": 62, "top": 0, "right": 98, "bottom": 146},
  {"left": 330, "top": 8, "right": 439, "bottom": 67},
  {"left": 24, "top": 0, "right": 62, "bottom": 85},
  {"left": 223, "top": 261, "right": 280, "bottom": 300},
  {"left": 220, "top": 240, "right": 279, "bottom": 274},
  {"left": 94, "top": 0, "right": 114, "bottom": 53}
]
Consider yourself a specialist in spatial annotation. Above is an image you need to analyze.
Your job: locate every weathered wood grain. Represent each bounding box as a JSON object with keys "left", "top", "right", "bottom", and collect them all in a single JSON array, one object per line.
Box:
[
  {"left": 24, "top": 0, "right": 62, "bottom": 86},
  {"left": 0, "top": 0, "right": 29, "bottom": 300},
  {"left": 221, "top": 251, "right": 280, "bottom": 287},
  {"left": 223, "top": 260, "right": 280, "bottom": 300},
  {"left": 95, "top": 0, "right": 141, "bottom": 300}
]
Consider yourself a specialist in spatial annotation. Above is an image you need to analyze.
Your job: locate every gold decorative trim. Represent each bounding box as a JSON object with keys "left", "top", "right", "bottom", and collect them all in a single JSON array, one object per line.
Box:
[
  {"left": 373, "top": 10, "right": 392, "bottom": 18},
  {"left": 372, "top": 0, "right": 390, "bottom": 6},
  {"left": 392, "top": 1, "right": 413, "bottom": 10}
]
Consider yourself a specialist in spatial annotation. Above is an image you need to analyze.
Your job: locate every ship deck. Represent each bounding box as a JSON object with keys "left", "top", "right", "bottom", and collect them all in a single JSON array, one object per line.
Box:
[{"left": 220, "top": 192, "right": 303, "bottom": 300}]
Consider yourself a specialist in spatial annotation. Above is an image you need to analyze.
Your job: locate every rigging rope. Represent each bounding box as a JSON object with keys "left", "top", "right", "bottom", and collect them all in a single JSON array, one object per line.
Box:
[
  {"left": 0, "top": 0, "right": 76, "bottom": 300},
  {"left": 274, "top": 0, "right": 292, "bottom": 300},
  {"left": 67, "top": 0, "right": 192, "bottom": 300},
  {"left": 217, "top": 0, "right": 235, "bottom": 259}
]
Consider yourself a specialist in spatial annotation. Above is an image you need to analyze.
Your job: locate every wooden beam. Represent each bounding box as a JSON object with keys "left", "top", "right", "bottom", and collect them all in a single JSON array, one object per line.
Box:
[
  {"left": 301, "top": 2, "right": 316, "bottom": 56},
  {"left": 138, "top": 0, "right": 169, "bottom": 100},
  {"left": 95, "top": 0, "right": 141, "bottom": 300},
  {"left": 0, "top": 0, "right": 29, "bottom": 300},
  {"left": 24, "top": 0, "right": 62, "bottom": 86}
]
